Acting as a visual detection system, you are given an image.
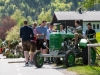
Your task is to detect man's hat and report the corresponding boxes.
[87,23,92,26]
[47,22,53,26]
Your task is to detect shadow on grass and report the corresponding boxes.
[52,58,100,74]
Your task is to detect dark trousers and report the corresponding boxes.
[47,40,53,62]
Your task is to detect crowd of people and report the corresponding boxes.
[20,20,96,66]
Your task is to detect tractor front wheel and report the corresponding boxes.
[65,50,75,67]
[33,51,44,68]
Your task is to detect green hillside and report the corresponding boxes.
[0,0,100,41]
[0,0,84,21]
[0,0,99,21]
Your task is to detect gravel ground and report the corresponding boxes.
[0,54,77,75]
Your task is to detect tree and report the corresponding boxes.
[27,16,33,25]
[51,0,72,11]
[37,9,52,24]
[0,17,16,40]
[80,0,100,9]
[11,9,26,27]
[6,25,20,41]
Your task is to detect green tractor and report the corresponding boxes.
[33,23,96,68]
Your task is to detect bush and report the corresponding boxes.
[9,40,19,49]
[0,39,2,47]
[7,53,14,58]
[96,32,100,42]
[15,53,23,58]
[6,52,22,58]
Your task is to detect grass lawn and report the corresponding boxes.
[56,58,100,75]
[96,47,100,54]
[66,53,100,75]
[66,47,100,75]
[97,47,100,50]
[67,65,100,75]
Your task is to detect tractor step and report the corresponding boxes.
[40,54,65,57]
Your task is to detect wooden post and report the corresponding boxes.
[87,43,100,66]
[88,46,91,65]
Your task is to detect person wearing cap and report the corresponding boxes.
[36,20,47,62]
[85,23,96,38]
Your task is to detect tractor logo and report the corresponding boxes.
[62,35,66,39]
[51,45,55,49]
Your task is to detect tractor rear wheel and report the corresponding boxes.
[82,47,96,65]
[65,50,75,67]
[33,51,44,68]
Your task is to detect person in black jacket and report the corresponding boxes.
[85,23,96,38]
[85,23,97,43]
[20,21,36,66]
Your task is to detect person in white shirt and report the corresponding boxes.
[60,25,66,33]
[46,23,54,63]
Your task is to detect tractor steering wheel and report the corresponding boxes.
[67,28,74,34]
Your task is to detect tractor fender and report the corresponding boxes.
[79,39,88,48]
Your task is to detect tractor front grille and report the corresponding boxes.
[49,38,61,50]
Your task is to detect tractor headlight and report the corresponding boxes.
[61,42,64,47]
[43,42,46,46]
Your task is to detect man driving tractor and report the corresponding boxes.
[67,20,82,47]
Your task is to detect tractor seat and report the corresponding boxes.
[72,38,81,41]
[72,38,75,41]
